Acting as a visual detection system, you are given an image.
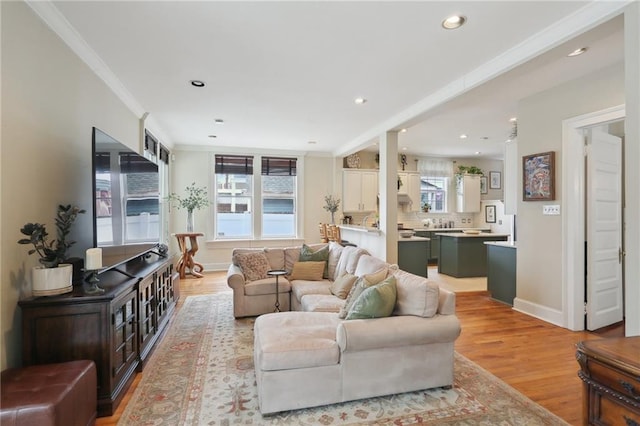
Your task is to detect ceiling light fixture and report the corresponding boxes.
[190,80,205,87]
[208,135,217,138]
[400,128,408,133]
[568,47,588,57]
[402,147,408,151]
[460,134,468,139]
[354,97,367,105]
[308,141,317,144]
[475,151,481,155]
[509,117,517,122]
[214,119,224,124]
[442,15,466,30]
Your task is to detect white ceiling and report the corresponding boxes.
[43,1,626,159]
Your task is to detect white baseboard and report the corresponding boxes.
[513,297,565,328]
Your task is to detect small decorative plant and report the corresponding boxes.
[167,183,209,213]
[323,195,340,224]
[455,165,484,185]
[18,204,86,268]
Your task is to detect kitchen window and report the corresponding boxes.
[421,176,448,213]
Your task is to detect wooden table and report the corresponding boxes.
[173,233,204,279]
[576,336,640,425]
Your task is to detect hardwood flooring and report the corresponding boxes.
[97,271,623,426]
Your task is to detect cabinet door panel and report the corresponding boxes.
[361,171,378,211]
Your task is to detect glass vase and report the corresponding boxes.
[186,210,194,232]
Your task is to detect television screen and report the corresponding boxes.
[92,127,160,268]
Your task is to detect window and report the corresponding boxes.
[421,176,448,213]
[262,157,297,237]
[214,155,253,238]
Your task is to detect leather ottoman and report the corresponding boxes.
[1,360,97,426]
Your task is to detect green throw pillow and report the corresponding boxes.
[346,276,397,320]
[299,244,329,278]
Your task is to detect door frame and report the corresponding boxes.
[562,104,625,331]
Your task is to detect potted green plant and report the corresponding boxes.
[167,182,209,232]
[454,165,484,186]
[18,204,85,296]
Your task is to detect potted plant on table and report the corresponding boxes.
[18,204,86,296]
[167,182,209,232]
[323,195,340,224]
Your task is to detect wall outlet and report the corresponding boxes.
[543,205,560,215]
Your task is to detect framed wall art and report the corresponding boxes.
[485,205,496,223]
[523,151,555,201]
[489,171,501,189]
[480,176,488,194]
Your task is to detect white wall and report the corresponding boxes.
[515,63,625,317]
[1,2,141,369]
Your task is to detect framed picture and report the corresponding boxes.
[489,171,501,189]
[485,205,496,223]
[480,176,488,194]
[523,151,555,201]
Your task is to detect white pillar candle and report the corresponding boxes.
[85,248,103,270]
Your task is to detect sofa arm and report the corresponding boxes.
[227,264,246,291]
[336,314,460,353]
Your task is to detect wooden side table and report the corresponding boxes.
[576,336,640,425]
[173,233,204,279]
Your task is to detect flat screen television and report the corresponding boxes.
[92,127,160,270]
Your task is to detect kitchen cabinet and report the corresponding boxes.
[438,233,509,277]
[398,172,421,212]
[486,242,516,305]
[398,237,429,277]
[19,253,178,417]
[456,174,481,213]
[343,170,378,212]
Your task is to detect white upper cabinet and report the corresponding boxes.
[398,172,421,211]
[343,170,378,212]
[456,174,481,213]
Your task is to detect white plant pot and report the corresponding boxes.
[32,264,73,296]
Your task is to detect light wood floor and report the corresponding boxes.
[97,271,623,426]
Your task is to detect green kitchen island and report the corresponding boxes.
[397,235,430,278]
[437,232,509,278]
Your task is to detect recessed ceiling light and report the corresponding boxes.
[400,128,408,133]
[480,136,489,140]
[190,80,206,87]
[308,140,317,144]
[442,15,466,30]
[475,151,482,155]
[214,119,224,124]
[460,134,468,139]
[509,117,517,122]
[208,135,217,138]
[401,147,408,151]
[354,97,367,105]
[568,47,588,57]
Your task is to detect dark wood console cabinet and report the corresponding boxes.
[19,252,179,417]
[576,337,640,426]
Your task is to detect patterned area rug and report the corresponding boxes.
[119,294,568,425]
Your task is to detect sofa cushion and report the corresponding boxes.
[233,251,270,282]
[334,246,368,278]
[338,275,376,319]
[289,261,325,281]
[299,244,329,278]
[263,248,285,270]
[255,312,341,371]
[346,275,397,320]
[244,277,291,296]
[284,243,327,274]
[354,254,389,277]
[300,294,345,312]
[291,280,332,304]
[392,269,439,318]
[330,272,357,299]
[327,242,344,280]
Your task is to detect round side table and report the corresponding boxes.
[267,270,287,312]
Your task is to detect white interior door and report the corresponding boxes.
[586,127,623,330]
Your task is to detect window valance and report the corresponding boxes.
[417,158,453,178]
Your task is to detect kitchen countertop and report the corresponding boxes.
[413,227,491,232]
[436,232,511,238]
[338,224,381,234]
[398,236,430,242]
[484,241,517,248]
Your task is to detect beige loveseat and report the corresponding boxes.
[227,242,461,415]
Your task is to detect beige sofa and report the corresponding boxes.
[227,242,461,415]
